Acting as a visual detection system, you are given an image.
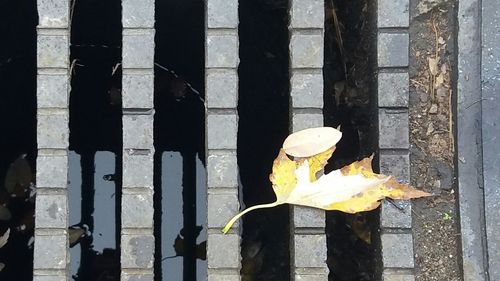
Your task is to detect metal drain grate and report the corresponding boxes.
[33,0,414,280]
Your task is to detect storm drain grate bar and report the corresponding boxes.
[32,0,418,279]
[205,0,241,280]
[289,0,329,279]
[34,0,71,280]
[377,0,416,279]
[120,0,156,280]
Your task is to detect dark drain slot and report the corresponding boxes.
[68,0,122,279]
[67,65,123,280]
[323,0,378,280]
[0,1,37,280]
[238,0,291,280]
[153,0,206,280]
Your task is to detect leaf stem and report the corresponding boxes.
[222,201,281,234]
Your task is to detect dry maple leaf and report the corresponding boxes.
[222,127,431,234]
[328,156,430,213]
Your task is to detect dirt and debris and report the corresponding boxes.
[415,0,450,17]
[409,0,461,280]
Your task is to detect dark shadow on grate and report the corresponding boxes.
[68,0,122,279]
[323,0,379,280]
[153,0,206,280]
[238,0,291,280]
[0,1,37,280]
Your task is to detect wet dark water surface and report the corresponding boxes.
[67,0,123,278]
[155,152,207,280]
[68,152,120,281]
[154,0,206,280]
[238,0,291,280]
[0,0,37,280]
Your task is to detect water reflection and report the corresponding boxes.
[69,151,119,281]
[157,151,207,280]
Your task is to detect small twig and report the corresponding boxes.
[429,16,440,102]
[111,63,121,76]
[414,141,428,157]
[428,72,434,101]
[386,198,425,220]
[71,43,121,49]
[154,62,204,102]
[69,59,79,78]
[386,198,406,212]
[448,88,454,154]
[464,98,488,109]
[161,255,179,261]
[411,207,425,221]
[70,0,77,27]
[329,0,348,80]
[410,78,428,90]
[65,54,205,103]
[432,17,439,59]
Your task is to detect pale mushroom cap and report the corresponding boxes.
[283,127,342,158]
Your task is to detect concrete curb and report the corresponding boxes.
[456,0,486,278]
[457,0,500,279]
[481,0,500,278]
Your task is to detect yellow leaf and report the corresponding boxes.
[272,149,387,209]
[329,156,430,213]
[222,150,293,233]
[222,127,431,234]
[286,160,389,209]
[307,148,335,181]
[269,149,297,202]
[340,155,377,177]
[339,155,430,201]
